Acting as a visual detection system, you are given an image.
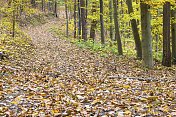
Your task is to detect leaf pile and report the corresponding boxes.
[0,17,175,116]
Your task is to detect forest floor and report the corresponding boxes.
[0,15,176,116]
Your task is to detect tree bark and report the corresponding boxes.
[140,0,153,68]
[90,1,97,42]
[171,5,176,64]
[54,1,57,17]
[109,0,113,42]
[80,0,87,41]
[65,0,69,38]
[113,0,123,55]
[42,0,45,12]
[162,2,171,67]
[78,0,81,40]
[74,0,77,38]
[126,0,142,59]
[100,0,105,44]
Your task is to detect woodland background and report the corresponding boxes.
[0,0,176,116]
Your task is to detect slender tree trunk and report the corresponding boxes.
[48,0,50,11]
[78,0,81,40]
[100,0,105,44]
[65,0,69,38]
[113,0,123,55]
[42,0,44,11]
[140,0,153,68]
[86,0,88,19]
[74,0,77,38]
[80,0,87,41]
[171,5,176,64]
[12,8,15,38]
[162,2,171,67]
[109,0,113,42]
[90,1,97,42]
[126,0,142,59]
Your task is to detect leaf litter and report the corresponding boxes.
[0,17,176,116]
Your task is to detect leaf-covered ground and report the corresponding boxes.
[0,16,176,116]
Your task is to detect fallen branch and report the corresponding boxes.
[107,76,159,82]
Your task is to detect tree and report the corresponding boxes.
[100,0,105,44]
[113,0,123,55]
[140,0,153,68]
[77,0,81,40]
[54,0,58,17]
[126,0,142,59]
[171,4,176,64]
[42,0,45,12]
[74,0,77,38]
[162,2,171,67]
[90,0,97,42]
[80,0,87,41]
[65,0,69,38]
[109,0,113,42]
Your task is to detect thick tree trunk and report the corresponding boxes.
[109,0,113,42]
[90,1,97,42]
[100,0,105,44]
[126,0,142,59]
[162,2,171,67]
[113,0,123,55]
[80,0,87,41]
[54,1,57,17]
[171,6,176,64]
[140,0,153,68]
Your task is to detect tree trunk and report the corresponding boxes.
[48,0,50,11]
[12,8,15,38]
[54,0,57,17]
[78,0,81,40]
[100,0,105,44]
[113,0,123,55]
[171,5,176,64]
[140,0,153,68]
[109,0,113,42]
[162,2,171,67]
[65,0,69,38]
[126,0,142,59]
[80,0,87,41]
[89,1,97,42]
[42,0,45,12]
[74,0,77,38]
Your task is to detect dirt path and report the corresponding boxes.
[0,18,175,116]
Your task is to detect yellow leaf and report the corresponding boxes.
[11,101,18,104]
[125,110,130,114]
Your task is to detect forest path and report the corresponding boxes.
[0,17,175,116]
[23,17,176,116]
